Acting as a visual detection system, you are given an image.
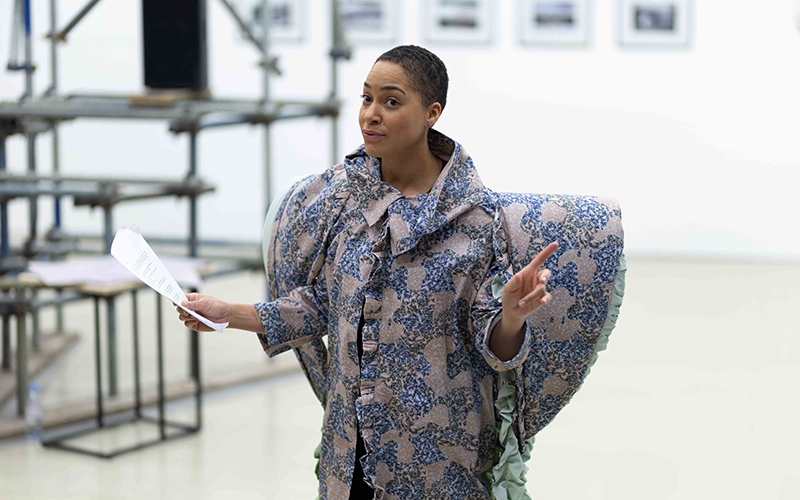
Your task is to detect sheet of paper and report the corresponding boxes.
[111,227,227,333]
[27,255,205,288]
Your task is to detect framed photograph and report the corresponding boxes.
[339,0,398,44]
[422,0,494,45]
[232,0,305,44]
[796,0,800,33]
[516,0,592,47]
[617,0,694,48]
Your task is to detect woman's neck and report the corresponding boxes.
[380,138,445,196]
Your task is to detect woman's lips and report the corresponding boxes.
[362,131,385,142]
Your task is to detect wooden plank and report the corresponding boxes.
[128,90,212,108]
[2,261,219,296]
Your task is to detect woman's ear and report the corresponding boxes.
[427,102,442,127]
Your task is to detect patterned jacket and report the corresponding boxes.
[256,129,625,499]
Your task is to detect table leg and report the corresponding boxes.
[106,296,117,397]
[132,290,141,418]
[187,284,202,429]
[16,308,27,418]
[94,296,104,428]
[2,312,10,370]
[103,206,117,397]
[56,289,64,335]
[193,330,201,429]
[31,290,40,352]
[156,293,165,440]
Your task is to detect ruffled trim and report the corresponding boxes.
[484,252,627,499]
[582,252,626,381]
[485,369,535,500]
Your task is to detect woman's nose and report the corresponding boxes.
[364,103,381,123]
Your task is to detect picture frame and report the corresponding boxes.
[617,0,694,48]
[796,0,800,33]
[232,0,305,44]
[422,0,494,45]
[516,0,593,47]
[339,0,399,45]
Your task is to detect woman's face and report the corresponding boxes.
[359,61,440,160]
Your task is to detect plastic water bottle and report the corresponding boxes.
[25,382,43,442]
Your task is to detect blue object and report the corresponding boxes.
[25,382,43,442]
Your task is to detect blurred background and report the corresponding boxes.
[0,0,797,257]
[0,1,798,499]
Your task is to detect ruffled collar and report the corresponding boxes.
[344,129,488,256]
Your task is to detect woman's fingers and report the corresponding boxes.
[539,292,552,306]
[510,245,556,295]
[521,242,559,275]
[181,296,225,322]
[517,281,548,308]
[514,269,551,304]
[182,319,212,332]
[502,243,558,321]
[175,294,216,332]
[517,294,552,318]
[539,269,551,283]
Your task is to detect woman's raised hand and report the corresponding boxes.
[175,293,231,332]
[488,241,559,362]
[501,242,559,325]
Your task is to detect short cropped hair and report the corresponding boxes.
[375,45,448,111]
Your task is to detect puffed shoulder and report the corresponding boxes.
[263,164,350,403]
[265,164,349,299]
[492,193,625,446]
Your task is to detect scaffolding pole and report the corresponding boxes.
[50,0,103,42]
[22,0,41,352]
[1,0,345,432]
[48,0,65,336]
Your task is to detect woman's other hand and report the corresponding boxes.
[175,293,231,332]
[500,241,559,330]
[488,241,559,362]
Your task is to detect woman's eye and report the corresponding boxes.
[360,94,371,104]
[386,98,399,107]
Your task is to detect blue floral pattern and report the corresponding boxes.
[259,129,625,499]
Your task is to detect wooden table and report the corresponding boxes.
[0,274,202,457]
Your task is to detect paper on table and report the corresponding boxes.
[110,227,227,333]
[27,255,205,288]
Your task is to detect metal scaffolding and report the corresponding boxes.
[0,0,351,449]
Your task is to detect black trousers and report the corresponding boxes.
[349,314,374,499]
[348,425,374,499]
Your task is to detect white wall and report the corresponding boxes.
[1,0,799,259]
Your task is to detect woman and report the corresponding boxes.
[176,46,619,500]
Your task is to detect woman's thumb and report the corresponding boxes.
[182,299,200,311]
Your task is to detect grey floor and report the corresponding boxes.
[0,255,798,499]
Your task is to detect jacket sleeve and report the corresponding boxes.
[471,212,533,371]
[255,270,330,357]
[262,166,348,401]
